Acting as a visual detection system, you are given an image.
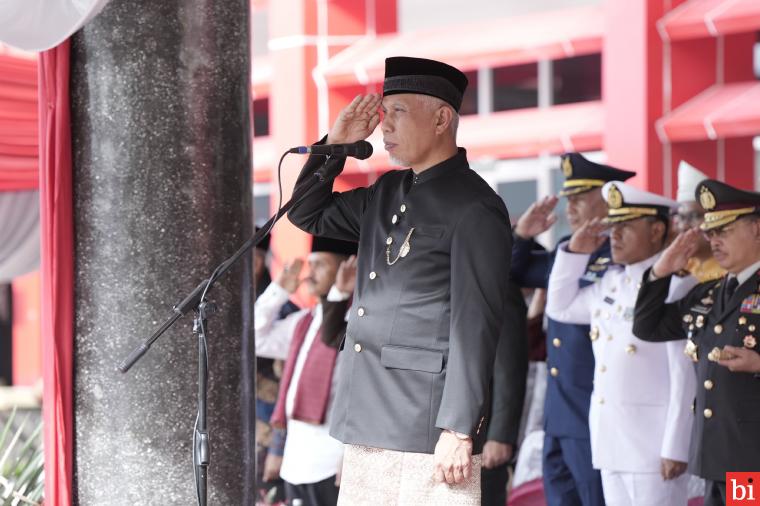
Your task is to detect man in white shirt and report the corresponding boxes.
[255,235,357,506]
[546,182,696,506]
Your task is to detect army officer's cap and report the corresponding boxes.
[601,181,677,224]
[559,153,636,197]
[696,179,760,231]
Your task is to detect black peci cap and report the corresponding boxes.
[383,56,468,111]
[310,236,358,257]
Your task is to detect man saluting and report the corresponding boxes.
[288,56,517,505]
[633,179,760,506]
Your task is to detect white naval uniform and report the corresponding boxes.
[546,246,697,506]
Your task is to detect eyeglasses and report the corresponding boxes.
[672,211,704,226]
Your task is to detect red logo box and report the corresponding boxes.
[727,473,760,505]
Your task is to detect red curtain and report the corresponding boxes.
[0,48,38,191]
[38,39,73,506]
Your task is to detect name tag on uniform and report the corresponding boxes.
[691,305,710,315]
[603,296,615,305]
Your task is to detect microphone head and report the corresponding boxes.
[353,140,373,160]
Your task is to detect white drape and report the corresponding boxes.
[0,191,39,282]
[0,0,110,52]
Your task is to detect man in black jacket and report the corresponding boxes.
[288,56,518,505]
[633,179,760,506]
[321,275,527,506]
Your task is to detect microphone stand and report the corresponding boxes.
[117,153,341,506]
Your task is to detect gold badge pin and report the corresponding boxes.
[684,339,699,363]
[707,347,722,362]
[699,185,716,210]
[562,156,573,177]
[607,184,623,209]
[744,335,757,349]
[739,316,747,325]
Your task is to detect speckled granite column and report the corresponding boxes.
[70,0,253,504]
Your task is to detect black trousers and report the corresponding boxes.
[704,480,726,506]
[285,475,339,506]
[481,461,510,506]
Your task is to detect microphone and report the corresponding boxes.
[289,140,373,160]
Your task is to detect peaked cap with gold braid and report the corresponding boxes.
[696,179,760,230]
[601,181,677,223]
[559,153,636,197]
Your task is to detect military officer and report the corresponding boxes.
[546,182,696,506]
[288,56,518,505]
[633,179,760,506]
[512,153,635,506]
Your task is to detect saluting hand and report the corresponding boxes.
[335,255,358,294]
[652,228,701,278]
[275,259,304,294]
[514,196,559,240]
[433,431,473,485]
[568,218,608,254]
[718,346,760,373]
[327,94,382,144]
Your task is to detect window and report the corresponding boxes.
[552,53,602,105]
[491,63,539,112]
[253,193,271,225]
[497,180,538,225]
[459,70,479,116]
[550,168,572,242]
[253,98,270,137]
[252,182,272,225]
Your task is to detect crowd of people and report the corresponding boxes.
[251,55,760,506]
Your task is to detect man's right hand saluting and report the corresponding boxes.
[568,218,608,254]
[651,227,701,279]
[514,195,559,240]
[327,94,382,145]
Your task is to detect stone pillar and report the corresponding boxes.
[70,0,253,503]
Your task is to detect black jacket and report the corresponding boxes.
[633,268,760,481]
[288,147,515,453]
